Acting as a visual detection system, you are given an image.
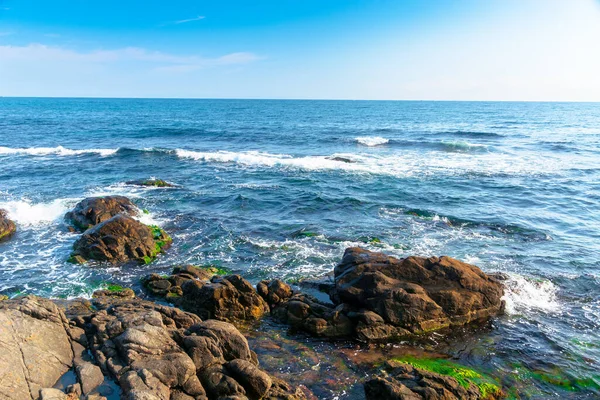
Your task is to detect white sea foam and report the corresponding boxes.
[355,136,390,146]
[0,199,74,226]
[0,146,118,157]
[502,273,560,315]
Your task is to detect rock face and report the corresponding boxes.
[332,248,505,337]
[0,209,16,242]
[142,265,217,298]
[126,178,176,188]
[259,248,504,341]
[77,295,305,400]
[364,360,503,400]
[0,294,306,400]
[0,296,75,400]
[65,196,138,231]
[70,215,171,264]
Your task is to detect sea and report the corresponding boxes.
[0,98,599,398]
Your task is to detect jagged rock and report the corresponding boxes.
[76,296,304,400]
[70,215,171,264]
[260,280,353,337]
[0,296,74,400]
[178,275,269,322]
[76,362,105,395]
[0,209,16,242]
[364,360,504,400]
[126,178,176,188]
[39,388,68,400]
[65,196,138,231]
[142,265,217,298]
[332,248,504,338]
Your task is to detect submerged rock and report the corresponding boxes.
[0,209,16,242]
[126,178,177,188]
[65,196,138,232]
[364,359,504,400]
[70,214,172,264]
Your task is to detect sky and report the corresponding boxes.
[1,0,600,100]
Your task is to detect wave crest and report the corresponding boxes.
[0,146,117,157]
[502,273,560,315]
[355,136,389,146]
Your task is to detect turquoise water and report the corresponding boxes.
[1,98,599,398]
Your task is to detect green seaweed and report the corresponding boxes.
[195,264,230,275]
[298,231,318,238]
[104,283,126,292]
[392,356,501,397]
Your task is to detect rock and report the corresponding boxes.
[225,359,272,399]
[126,178,176,188]
[0,296,74,400]
[76,362,105,395]
[179,275,269,322]
[65,196,138,231]
[39,388,68,400]
[142,265,217,299]
[77,296,304,400]
[364,359,504,400]
[70,215,171,264]
[92,287,136,299]
[326,156,356,163]
[332,248,504,338]
[259,280,353,338]
[0,209,16,242]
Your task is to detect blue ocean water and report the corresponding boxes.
[1,98,599,398]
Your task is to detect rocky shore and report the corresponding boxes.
[0,195,507,400]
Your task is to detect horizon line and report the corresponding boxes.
[1,95,599,103]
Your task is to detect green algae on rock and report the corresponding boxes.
[365,357,504,399]
[70,215,172,264]
[126,178,177,187]
[0,209,16,243]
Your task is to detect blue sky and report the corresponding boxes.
[1,0,600,100]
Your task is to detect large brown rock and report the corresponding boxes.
[0,209,16,242]
[178,275,270,322]
[0,296,74,400]
[65,196,138,231]
[77,296,305,400]
[70,214,171,264]
[332,248,504,338]
[364,360,504,400]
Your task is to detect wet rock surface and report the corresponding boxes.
[126,178,177,188]
[259,248,504,341]
[70,214,171,264]
[364,360,503,400]
[0,209,16,242]
[65,196,138,232]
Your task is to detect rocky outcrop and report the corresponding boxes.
[0,296,75,400]
[178,275,270,323]
[259,248,504,341]
[70,215,171,264]
[332,248,504,337]
[0,294,306,400]
[65,196,138,232]
[364,359,503,400]
[0,209,16,242]
[77,295,305,400]
[142,265,218,298]
[126,178,176,188]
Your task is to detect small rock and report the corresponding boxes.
[0,209,16,242]
[39,388,68,400]
[76,362,105,395]
[126,178,176,188]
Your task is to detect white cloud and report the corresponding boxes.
[0,44,261,71]
[174,15,205,24]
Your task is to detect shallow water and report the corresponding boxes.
[1,98,599,398]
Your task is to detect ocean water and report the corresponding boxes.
[1,98,599,398]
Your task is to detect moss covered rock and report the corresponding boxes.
[70,215,171,264]
[126,178,176,188]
